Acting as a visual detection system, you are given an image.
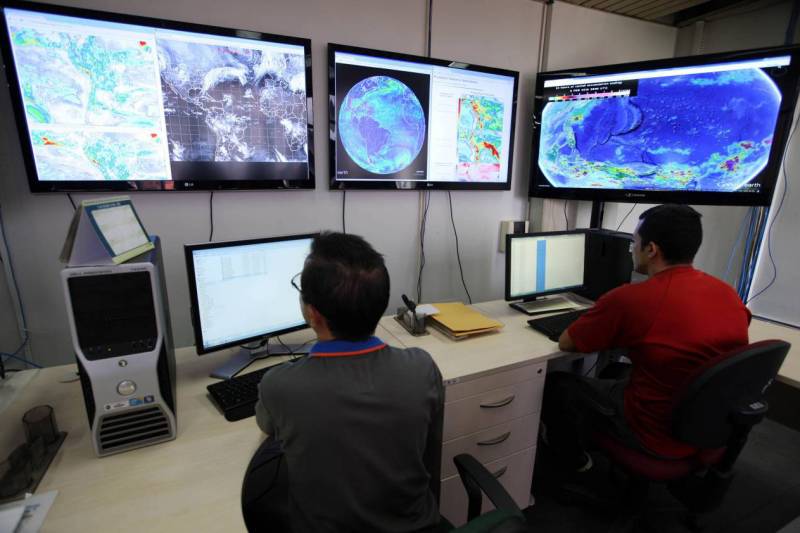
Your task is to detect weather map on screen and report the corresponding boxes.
[158,38,308,163]
[538,56,788,194]
[1,5,312,189]
[457,95,504,181]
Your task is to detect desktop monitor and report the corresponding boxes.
[0,1,314,192]
[529,45,800,206]
[184,233,316,377]
[329,43,519,191]
[505,231,586,308]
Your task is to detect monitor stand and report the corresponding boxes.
[210,340,312,380]
[509,295,577,316]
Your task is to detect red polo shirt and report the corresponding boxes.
[568,265,751,458]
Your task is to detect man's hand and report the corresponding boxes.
[558,328,578,352]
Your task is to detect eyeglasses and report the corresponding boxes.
[291,272,302,293]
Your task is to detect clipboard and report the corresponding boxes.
[60,196,153,266]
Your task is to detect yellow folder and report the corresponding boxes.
[429,302,504,334]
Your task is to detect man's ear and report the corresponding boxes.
[647,241,660,260]
[304,303,326,329]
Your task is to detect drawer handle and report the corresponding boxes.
[492,466,508,479]
[480,395,515,409]
[477,431,511,446]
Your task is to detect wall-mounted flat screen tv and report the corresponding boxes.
[329,43,519,191]
[529,46,800,206]
[0,0,314,192]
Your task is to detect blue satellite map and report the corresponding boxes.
[539,68,782,192]
[338,76,426,175]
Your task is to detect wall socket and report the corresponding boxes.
[499,220,529,253]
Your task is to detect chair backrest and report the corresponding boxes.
[671,339,790,449]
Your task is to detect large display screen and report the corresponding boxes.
[0,1,313,192]
[329,44,519,190]
[530,46,800,206]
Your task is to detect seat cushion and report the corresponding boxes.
[592,431,726,481]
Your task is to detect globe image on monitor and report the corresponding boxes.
[338,76,426,174]
[539,68,782,192]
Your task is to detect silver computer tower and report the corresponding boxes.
[61,238,176,457]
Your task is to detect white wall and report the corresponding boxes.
[0,0,545,366]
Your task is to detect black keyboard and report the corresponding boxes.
[207,363,285,422]
[527,309,588,342]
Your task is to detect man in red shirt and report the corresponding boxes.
[540,204,751,472]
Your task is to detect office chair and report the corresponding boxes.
[574,339,791,532]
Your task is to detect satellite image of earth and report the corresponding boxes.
[539,68,782,192]
[338,76,426,174]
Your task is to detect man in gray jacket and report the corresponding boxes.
[253,231,444,533]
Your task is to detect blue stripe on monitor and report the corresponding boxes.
[536,240,546,292]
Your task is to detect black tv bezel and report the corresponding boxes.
[328,43,520,191]
[528,45,800,206]
[0,0,315,193]
[184,232,317,355]
[504,230,588,302]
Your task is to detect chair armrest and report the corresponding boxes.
[453,454,523,522]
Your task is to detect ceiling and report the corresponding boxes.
[558,0,777,26]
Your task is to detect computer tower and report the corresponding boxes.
[61,238,176,457]
[577,229,634,301]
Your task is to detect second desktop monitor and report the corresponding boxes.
[506,231,586,302]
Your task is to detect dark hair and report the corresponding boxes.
[637,204,702,264]
[300,232,390,341]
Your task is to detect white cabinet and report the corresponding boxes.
[439,360,546,526]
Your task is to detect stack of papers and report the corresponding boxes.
[429,302,503,339]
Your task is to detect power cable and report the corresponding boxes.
[746,113,797,305]
[447,191,472,304]
[615,203,637,232]
[0,202,36,368]
[417,191,431,302]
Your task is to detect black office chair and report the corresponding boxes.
[569,339,790,531]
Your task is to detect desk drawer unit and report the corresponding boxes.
[441,413,539,478]
[439,361,546,524]
[439,446,536,525]
[443,377,544,441]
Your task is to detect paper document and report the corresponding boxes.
[0,490,57,533]
[0,506,24,533]
[414,304,439,317]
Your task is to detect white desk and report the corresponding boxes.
[749,318,800,388]
[0,339,305,533]
[2,303,567,530]
[4,303,798,530]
